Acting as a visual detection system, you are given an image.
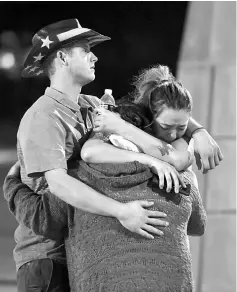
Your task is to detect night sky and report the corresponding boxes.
[0,1,188,123]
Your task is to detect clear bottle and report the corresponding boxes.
[100,89,116,109]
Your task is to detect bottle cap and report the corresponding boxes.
[104,89,112,95]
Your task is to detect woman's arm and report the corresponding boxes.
[94,109,223,172]
[4,162,169,240]
[183,170,207,236]
[81,133,187,193]
[3,162,69,240]
[171,137,194,170]
[81,133,150,165]
[93,110,192,171]
[82,132,193,172]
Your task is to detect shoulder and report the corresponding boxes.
[20,94,56,120]
[18,99,65,141]
[21,94,65,124]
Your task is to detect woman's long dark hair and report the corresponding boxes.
[111,98,152,132]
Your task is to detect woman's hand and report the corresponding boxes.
[94,107,126,135]
[146,157,186,193]
[192,129,223,173]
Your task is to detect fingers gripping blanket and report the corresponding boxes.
[65,161,206,292]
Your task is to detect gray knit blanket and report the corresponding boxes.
[66,160,206,292]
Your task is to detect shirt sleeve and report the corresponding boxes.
[18,111,67,176]
[2,174,69,241]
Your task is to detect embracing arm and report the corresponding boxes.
[82,133,192,166]
[81,133,187,193]
[3,162,69,240]
[3,162,170,240]
[94,109,223,172]
[3,166,131,237]
[81,133,154,165]
[45,168,130,217]
[185,117,203,138]
[119,124,192,171]
[11,110,169,239]
[3,163,141,236]
[94,109,192,171]
[17,111,132,226]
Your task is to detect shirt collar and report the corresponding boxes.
[45,87,81,112]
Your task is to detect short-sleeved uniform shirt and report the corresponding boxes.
[15,87,101,270]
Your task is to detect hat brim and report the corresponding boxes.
[22,29,110,78]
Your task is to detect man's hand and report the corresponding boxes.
[192,129,223,173]
[94,107,125,135]
[118,200,168,239]
[7,161,20,177]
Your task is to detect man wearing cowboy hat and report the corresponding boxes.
[8,18,116,292]
[3,18,222,291]
[5,18,173,292]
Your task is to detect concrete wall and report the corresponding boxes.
[177,2,236,291]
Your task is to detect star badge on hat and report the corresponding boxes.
[22,18,111,78]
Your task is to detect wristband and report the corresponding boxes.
[191,127,205,137]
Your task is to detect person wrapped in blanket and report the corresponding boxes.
[4,65,207,292]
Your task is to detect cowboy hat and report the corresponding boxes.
[22,18,111,78]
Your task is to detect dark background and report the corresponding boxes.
[0,1,188,146]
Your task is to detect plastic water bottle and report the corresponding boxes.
[100,89,116,109]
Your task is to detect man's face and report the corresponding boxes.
[67,42,98,86]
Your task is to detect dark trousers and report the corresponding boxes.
[17,259,70,292]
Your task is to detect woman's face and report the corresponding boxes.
[152,107,190,143]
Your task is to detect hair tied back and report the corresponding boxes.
[159,79,170,85]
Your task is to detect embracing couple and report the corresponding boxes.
[3,18,222,292]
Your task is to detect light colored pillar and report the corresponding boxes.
[177,2,236,292]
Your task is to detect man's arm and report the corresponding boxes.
[18,111,129,218]
[45,168,131,217]
[3,162,69,240]
[45,168,169,240]
[18,111,168,239]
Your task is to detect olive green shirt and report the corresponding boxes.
[15,87,100,270]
